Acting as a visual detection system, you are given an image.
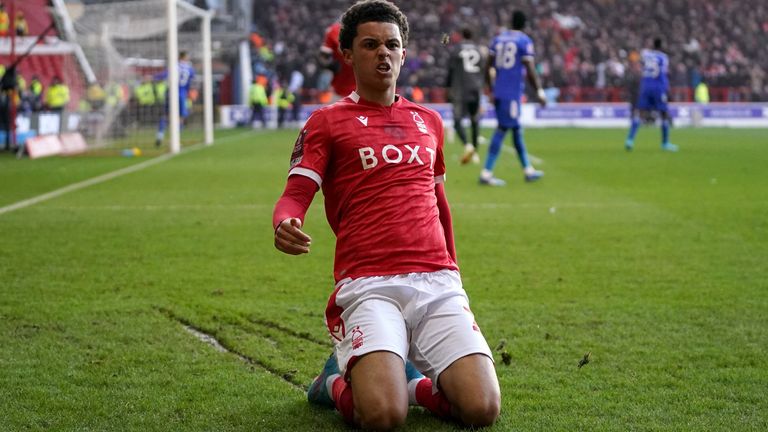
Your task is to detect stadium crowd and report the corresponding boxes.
[254,0,768,103]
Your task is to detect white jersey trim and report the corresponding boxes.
[435,174,446,184]
[289,167,322,187]
[349,91,360,103]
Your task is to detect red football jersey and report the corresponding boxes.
[288,92,458,281]
[321,22,356,97]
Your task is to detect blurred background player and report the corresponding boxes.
[625,38,678,152]
[155,51,195,147]
[319,21,356,99]
[446,27,487,165]
[480,10,546,186]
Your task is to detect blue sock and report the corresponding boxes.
[156,117,167,141]
[661,119,670,144]
[484,128,506,172]
[627,117,640,141]
[511,127,530,168]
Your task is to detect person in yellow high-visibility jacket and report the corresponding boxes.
[248,75,269,128]
[45,76,70,111]
[695,80,710,104]
[106,82,125,108]
[134,76,156,123]
[29,75,43,111]
[275,84,295,128]
[14,10,28,36]
[0,4,9,37]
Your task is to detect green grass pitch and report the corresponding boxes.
[1,127,766,430]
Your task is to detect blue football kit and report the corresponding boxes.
[480,29,543,184]
[156,61,195,118]
[489,30,534,128]
[637,49,669,112]
[156,60,196,146]
[625,48,677,151]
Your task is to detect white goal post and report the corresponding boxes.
[168,0,213,153]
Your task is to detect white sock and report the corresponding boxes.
[325,373,341,400]
[407,378,422,406]
[481,169,493,179]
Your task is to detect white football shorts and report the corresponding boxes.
[324,269,493,385]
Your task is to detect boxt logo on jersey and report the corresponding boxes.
[358,144,435,171]
[411,111,429,134]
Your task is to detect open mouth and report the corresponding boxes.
[376,63,392,73]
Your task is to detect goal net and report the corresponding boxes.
[55,0,213,154]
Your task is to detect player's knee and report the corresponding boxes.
[457,390,501,427]
[357,400,408,430]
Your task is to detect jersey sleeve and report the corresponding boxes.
[522,36,535,59]
[287,111,331,187]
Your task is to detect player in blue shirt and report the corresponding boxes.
[625,38,678,152]
[155,51,196,147]
[480,10,547,186]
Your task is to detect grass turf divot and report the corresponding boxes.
[157,306,307,391]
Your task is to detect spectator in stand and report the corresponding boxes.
[0,4,9,37]
[15,73,26,106]
[286,64,304,124]
[18,75,35,115]
[86,82,106,111]
[14,10,27,37]
[29,75,43,111]
[254,0,767,102]
[45,76,70,112]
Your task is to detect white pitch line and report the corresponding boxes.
[40,204,272,211]
[0,131,252,216]
[0,152,177,215]
[452,202,644,209]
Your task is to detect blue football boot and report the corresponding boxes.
[307,353,340,408]
[661,142,679,152]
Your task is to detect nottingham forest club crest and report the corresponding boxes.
[290,129,308,168]
[411,111,428,134]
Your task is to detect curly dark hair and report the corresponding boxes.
[338,0,409,51]
[511,10,527,30]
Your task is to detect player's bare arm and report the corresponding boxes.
[523,57,546,107]
[485,54,496,93]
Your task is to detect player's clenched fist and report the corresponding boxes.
[274,217,312,255]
